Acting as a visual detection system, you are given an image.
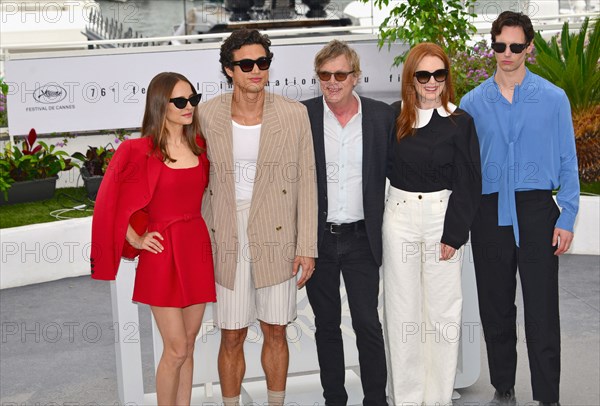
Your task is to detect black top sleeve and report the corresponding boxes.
[441,113,482,249]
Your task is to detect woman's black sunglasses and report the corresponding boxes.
[232,57,272,73]
[414,69,448,84]
[491,42,528,54]
[169,93,202,109]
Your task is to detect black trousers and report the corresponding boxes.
[471,191,561,403]
[306,226,387,406]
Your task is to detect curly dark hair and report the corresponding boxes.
[491,11,535,44]
[219,28,274,84]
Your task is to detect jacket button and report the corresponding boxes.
[91,270,95,274]
[209,190,213,196]
[282,189,287,194]
[276,226,282,231]
[418,195,422,199]
[211,228,215,232]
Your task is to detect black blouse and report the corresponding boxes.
[388,102,482,249]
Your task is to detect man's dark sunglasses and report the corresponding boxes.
[169,93,202,109]
[414,69,448,84]
[317,71,354,82]
[491,42,528,54]
[232,57,272,72]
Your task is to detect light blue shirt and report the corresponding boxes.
[460,68,579,246]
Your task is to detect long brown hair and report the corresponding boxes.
[140,72,203,162]
[396,43,455,141]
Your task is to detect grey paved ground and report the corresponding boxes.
[1,254,598,406]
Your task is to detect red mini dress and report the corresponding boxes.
[132,155,216,307]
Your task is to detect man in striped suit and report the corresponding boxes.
[199,29,318,406]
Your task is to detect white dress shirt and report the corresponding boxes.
[323,92,364,223]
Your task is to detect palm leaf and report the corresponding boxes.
[529,17,599,111]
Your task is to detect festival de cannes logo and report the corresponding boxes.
[33,84,67,104]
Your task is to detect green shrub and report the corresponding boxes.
[71,145,116,176]
[365,0,477,64]
[451,40,498,101]
[0,129,77,199]
[573,104,600,183]
[527,17,600,111]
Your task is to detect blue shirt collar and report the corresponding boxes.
[491,67,534,104]
[492,67,533,89]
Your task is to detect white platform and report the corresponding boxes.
[110,243,481,404]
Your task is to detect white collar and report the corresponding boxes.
[323,91,362,117]
[415,102,457,128]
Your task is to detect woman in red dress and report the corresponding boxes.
[91,72,215,405]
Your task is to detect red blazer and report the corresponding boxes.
[90,136,208,280]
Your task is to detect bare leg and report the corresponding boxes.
[218,327,248,398]
[175,303,206,405]
[260,321,289,392]
[151,306,188,406]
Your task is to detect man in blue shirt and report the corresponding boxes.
[460,11,579,406]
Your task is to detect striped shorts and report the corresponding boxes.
[214,200,297,330]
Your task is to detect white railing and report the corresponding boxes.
[0,25,379,52]
[1,11,597,54]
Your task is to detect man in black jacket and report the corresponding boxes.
[302,40,395,406]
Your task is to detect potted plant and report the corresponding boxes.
[527,18,600,185]
[0,128,77,205]
[71,144,115,200]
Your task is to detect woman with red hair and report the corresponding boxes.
[383,43,482,405]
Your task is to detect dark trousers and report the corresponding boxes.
[306,226,387,406]
[471,191,561,403]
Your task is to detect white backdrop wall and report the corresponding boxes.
[5,38,407,135]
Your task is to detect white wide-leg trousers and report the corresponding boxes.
[382,187,463,406]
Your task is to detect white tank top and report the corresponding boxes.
[232,120,261,201]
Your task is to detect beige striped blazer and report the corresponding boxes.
[199,92,318,290]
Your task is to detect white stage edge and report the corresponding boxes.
[2,195,597,290]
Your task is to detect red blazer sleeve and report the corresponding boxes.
[91,140,150,280]
[121,209,148,260]
[196,135,209,181]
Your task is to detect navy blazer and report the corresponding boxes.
[302,96,396,266]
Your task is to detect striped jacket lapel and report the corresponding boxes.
[212,94,236,211]
[249,94,283,224]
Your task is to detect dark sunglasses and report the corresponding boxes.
[414,69,448,84]
[169,94,202,109]
[491,42,528,54]
[231,57,272,72]
[317,71,355,82]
